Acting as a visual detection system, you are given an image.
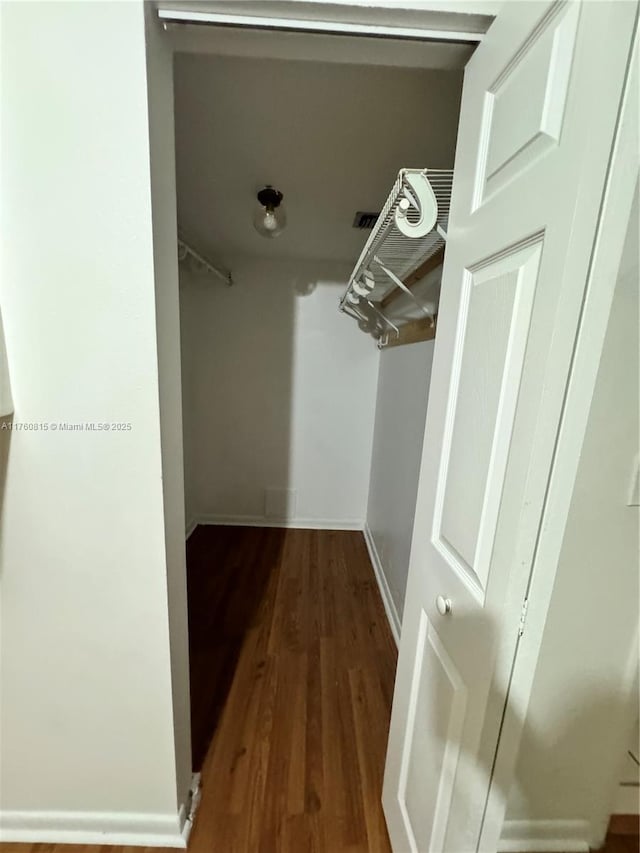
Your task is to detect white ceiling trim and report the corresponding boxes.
[158,9,483,42]
[157,1,494,43]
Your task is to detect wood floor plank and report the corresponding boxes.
[187,527,397,853]
[349,668,393,853]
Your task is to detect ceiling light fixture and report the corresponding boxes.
[253,186,286,238]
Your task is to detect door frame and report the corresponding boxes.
[152,3,638,847]
[155,0,496,44]
[155,1,496,818]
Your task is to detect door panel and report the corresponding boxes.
[478,2,580,206]
[383,2,637,852]
[437,238,542,599]
[400,612,467,853]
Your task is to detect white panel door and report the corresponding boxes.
[383,2,638,852]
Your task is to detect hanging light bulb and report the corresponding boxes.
[253,186,286,238]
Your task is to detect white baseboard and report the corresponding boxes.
[498,819,591,852]
[180,771,202,846]
[194,513,364,531]
[0,808,186,848]
[363,523,401,647]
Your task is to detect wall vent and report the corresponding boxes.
[352,211,380,229]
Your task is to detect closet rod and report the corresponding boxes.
[177,236,233,286]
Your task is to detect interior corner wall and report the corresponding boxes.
[179,256,379,529]
[0,2,184,844]
[179,277,199,534]
[365,340,434,635]
[503,193,639,844]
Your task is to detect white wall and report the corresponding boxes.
[0,2,186,845]
[179,284,199,532]
[144,5,192,817]
[0,310,12,417]
[179,256,379,528]
[504,194,639,843]
[366,341,434,637]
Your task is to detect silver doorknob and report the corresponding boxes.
[436,595,452,615]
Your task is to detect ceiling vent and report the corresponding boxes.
[352,211,380,230]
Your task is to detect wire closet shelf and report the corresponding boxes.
[340,168,453,345]
[177,233,233,286]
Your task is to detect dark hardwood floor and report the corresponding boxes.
[1,526,637,853]
[186,525,288,771]
[187,526,397,853]
[599,834,640,853]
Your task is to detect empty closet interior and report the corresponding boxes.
[172,22,467,764]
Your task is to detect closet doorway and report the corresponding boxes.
[171,15,467,851]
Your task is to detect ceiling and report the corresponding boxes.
[174,51,463,264]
